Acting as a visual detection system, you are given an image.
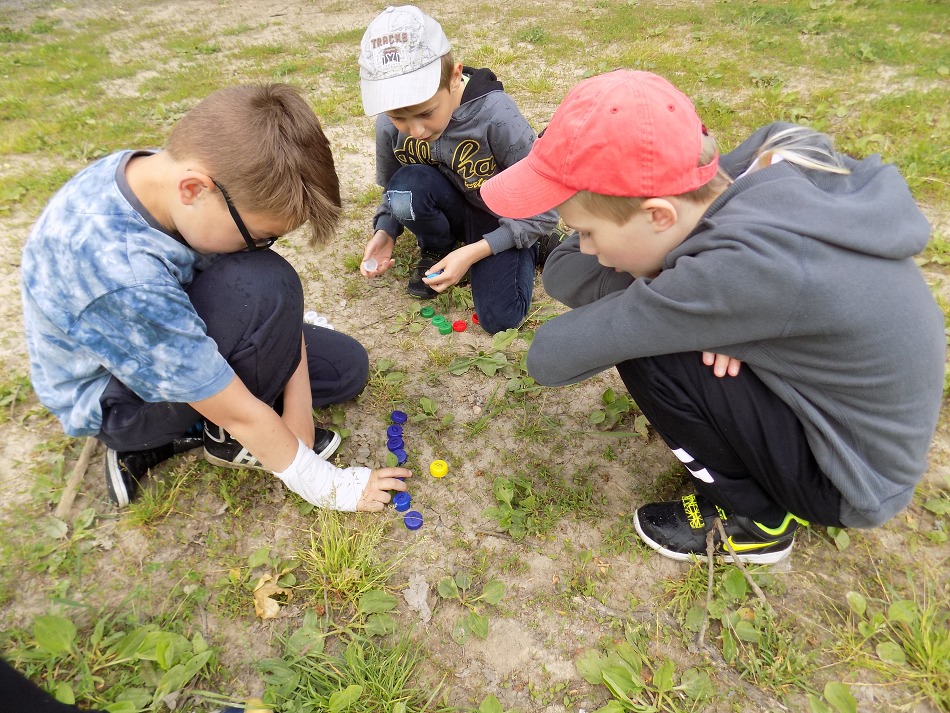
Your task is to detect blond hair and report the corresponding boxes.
[166,84,341,244]
[568,133,730,225]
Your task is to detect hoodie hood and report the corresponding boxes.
[705,151,930,262]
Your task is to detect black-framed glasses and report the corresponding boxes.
[210,178,279,251]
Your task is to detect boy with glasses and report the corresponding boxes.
[21,84,409,512]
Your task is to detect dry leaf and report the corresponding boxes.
[253,574,293,619]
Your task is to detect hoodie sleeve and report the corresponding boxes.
[541,233,634,307]
[372,115,405,239]
[526,222,805,386]
[481,95,559,253]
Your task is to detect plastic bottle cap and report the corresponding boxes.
[386,425,403,438]
[387,436,405,452]
[471,313,479,324]
[390,410,408,424]
[392,448,408,464]
[362,258,378,272]
[438,323,452,335]
[393,492,411,512]
[452,320,467,332]
[404,510,423,530]
[420,306,435,318]
[431,315,447,325]
[429,459,449,478]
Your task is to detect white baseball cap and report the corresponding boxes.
[358,5,452,116]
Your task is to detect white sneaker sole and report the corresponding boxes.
[105,449,130,508]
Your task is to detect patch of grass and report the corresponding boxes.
[298,510,406,616]
[124,460,203,528]
[259,615,454,713]
[1,604,216,711]
[835,570,949,709]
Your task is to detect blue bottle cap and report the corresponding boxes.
[390,410,408,424]
[393,492,411,512]
[392,448,408,464]
[386,425,403,438]
[404,510,423,530]
[387,436,405,452]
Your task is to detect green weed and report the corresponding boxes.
[298,509,405,616]
[437,570,506,645]
[258,611,454,713]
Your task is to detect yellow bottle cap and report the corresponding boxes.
[429,459,449,478]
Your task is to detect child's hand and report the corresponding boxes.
[362,230,396,277]
[424,243,487,291]
[356,467,411,512]
[702,351,742,377]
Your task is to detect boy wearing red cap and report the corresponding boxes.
[356,5,558,334]
[481,70,944,563]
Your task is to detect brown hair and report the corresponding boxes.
[567,133,731,225]
[438,52,456,91]
[166,84,341,244]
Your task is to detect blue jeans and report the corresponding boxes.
[385,164,537,334]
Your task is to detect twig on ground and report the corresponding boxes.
[715,519,772,610]
[696,526,717,648]
[54,437,98,520]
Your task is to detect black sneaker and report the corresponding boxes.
[634,493,807,564]
[537,223,574,270]
[407,252,444,299]
[202,421,341,470]
[105,431,204,507]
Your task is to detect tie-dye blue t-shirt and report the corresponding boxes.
[21,151,234,436]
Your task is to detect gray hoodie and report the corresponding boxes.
[534,123,945,528]
[374,67,558,254]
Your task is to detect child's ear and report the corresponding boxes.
[451,62,464,89]
[642,198,677,232]
[178,172,212,206]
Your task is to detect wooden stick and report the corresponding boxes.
[715,518,772,610]
[54,437,98,519]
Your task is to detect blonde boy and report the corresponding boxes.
[482,70,944,562]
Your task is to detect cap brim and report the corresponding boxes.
[481,156,577,219]
[361,61,443,116]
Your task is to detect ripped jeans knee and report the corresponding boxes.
[385,189,415,222]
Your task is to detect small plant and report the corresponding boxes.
[3,609,215,711]
[258,611,454,713]
[436,570,505,645]
[575,623,713,712]
[589,388,649,437]
[482,475,546,540]
[447,329,523,377]
[298,509,406,616]
[409,396,454,429]
[365,358,408,405]
[840,574,949,709]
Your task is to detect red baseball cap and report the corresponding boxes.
[481,70,719,219]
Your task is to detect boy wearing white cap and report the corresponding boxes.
[481,70,944,563]
[357,5,558,334]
